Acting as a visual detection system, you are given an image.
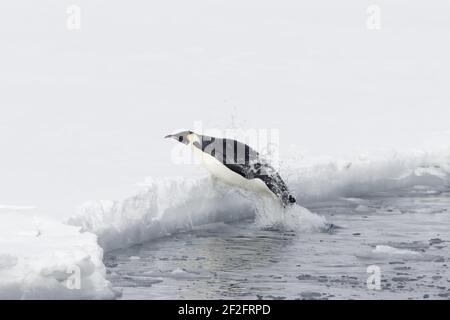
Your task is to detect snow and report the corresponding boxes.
[0,212,115,299]
[286,149,450,202]
[68,177,256,252]
[372,245,421,256]
[69,148,450,253]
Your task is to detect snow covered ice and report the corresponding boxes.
[0,212,115,299]
[67,177,256,252]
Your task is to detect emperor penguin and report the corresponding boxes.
[165,131,297,207]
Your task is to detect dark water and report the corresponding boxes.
[105,186,450,299]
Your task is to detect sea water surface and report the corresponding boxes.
[105,185,450,300]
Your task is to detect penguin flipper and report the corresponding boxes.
[257,173,296,207]
[225,163,296,206]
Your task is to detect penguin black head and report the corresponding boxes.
[164,130,195,145]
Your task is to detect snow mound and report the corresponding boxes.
[68,177,255,252]
[286,149,450,202]
[0,212,115,299]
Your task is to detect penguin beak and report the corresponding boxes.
[164,134,174,139]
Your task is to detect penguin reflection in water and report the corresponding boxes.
[165,130,297,207]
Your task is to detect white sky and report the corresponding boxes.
[0,1,449,218]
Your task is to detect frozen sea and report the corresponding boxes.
[105,185,450,300]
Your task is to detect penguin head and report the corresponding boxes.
[164,130,196,145]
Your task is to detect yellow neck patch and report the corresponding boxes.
[187,133,200,145]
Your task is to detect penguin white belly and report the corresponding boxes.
[190,144,276,199]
